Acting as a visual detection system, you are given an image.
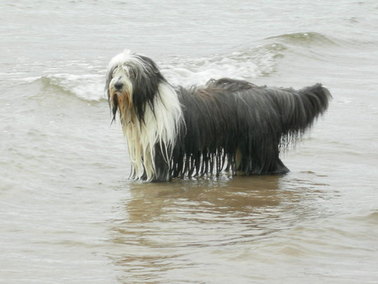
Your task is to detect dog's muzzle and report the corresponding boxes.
[108,70,133,123]
[114,81,124,91]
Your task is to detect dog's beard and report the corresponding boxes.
[109,89,134,126]
[110,92,119,124]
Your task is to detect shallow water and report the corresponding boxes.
[1,0,378,283]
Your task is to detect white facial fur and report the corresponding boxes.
[106,50,184,181]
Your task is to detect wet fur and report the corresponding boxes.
[106,50,331,182]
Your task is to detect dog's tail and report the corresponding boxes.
[274,83,332,145]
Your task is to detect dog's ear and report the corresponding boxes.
[130,56,166,122]
[111,91,119,123]
[105,65,118,123]
[105,65,116,100]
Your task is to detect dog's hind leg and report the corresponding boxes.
[261,142,290,175]
[268,138,290,175]
[236,141,290,176]
[269,158,290,175]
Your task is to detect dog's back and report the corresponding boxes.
[172,78,331,177]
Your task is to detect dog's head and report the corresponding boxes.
[105,50,166,123]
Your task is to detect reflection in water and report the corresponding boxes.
[110,174,330,282]
[126,176,281,222]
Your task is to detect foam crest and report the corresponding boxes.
[266,32,338,46]
[28,73,105,102]
[160,43,286,87]
[21,43,287,102]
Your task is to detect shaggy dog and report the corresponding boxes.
[106,50,331,182]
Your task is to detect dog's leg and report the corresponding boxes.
[152,143,171,182]
[235,148,247,175]
[259,141,290,175]
[235,141,289,176]
[271,158,290,175]
[267,139,290,175]
[234,145,256,175]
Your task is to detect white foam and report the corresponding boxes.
[160,45,283,87]
[19,45,284,102]
[27,73,106,102]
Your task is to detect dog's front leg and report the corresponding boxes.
[152,143,171,182]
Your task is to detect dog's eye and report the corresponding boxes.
[126,68,136,79]
[120,65,132,77]
[112,67,119,76]
[129,70,136,78]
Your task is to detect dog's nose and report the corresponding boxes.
[114,82,123,90]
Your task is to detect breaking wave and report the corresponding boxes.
[161,42,287,86]
[266,32,339,46]
[23,33,333,102]
[23,42,288,102]
[27,73,106,102]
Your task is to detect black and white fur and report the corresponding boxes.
[106,50,331,182]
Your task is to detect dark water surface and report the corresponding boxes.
[1,0,377,283]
